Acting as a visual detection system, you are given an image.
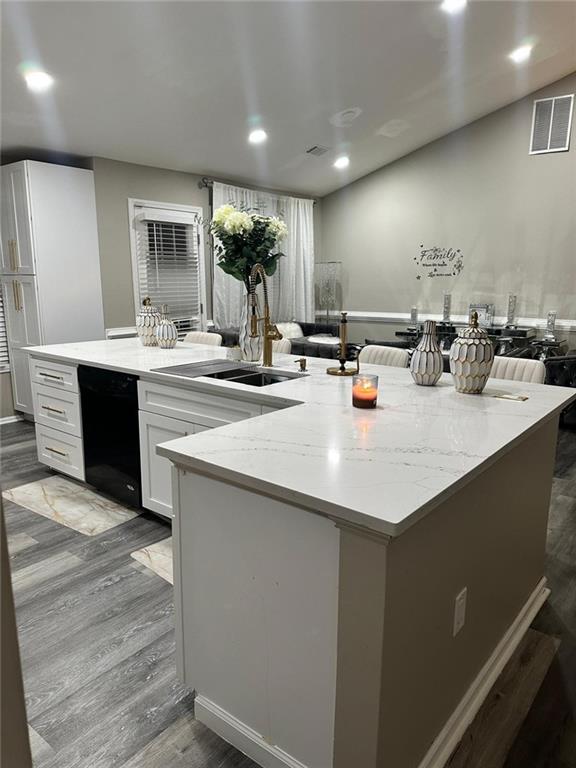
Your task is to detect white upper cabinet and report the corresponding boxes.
[1,163,35,274]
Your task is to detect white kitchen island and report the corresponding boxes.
[25,339,576,768]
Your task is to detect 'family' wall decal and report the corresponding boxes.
[414,245,464,280]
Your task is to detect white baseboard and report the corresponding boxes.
[0,414,23,425]
[417,577,550,768]
[195,695,309,768]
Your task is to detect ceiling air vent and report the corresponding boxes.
[530,94,574,154]
[306,145,330,157]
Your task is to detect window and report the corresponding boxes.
[0,291,9,371]
[129,200,206,337]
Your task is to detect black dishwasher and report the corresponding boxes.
[78,366,142,508]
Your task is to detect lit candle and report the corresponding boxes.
[352,374,379,409]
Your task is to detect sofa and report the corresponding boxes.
[209,321,357,360]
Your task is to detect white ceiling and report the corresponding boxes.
[2,1,575,197]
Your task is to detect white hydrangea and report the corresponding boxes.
[268,216,288,242]
[212,204,236,226]
[223,210,254,235]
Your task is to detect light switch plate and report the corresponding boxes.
[453,587,467,637]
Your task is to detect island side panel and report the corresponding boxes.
[332,525,389,768]
[375,416,559,768]
[175,470,340,768]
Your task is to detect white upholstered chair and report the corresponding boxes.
[275,322,304,340]
[358,345,410,368]
[182,331,223,346]
[490,355,545,384]
[272,338,292,354]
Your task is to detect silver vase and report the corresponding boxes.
[239,293,263,362]
[449,312,494,394]
[410,319,443,386]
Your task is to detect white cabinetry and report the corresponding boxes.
[0,161,104,415]
[139,411,208,518]
[30,356,84,480]
[138,380,269,518]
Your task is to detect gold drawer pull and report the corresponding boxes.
[45,446,68,457]
[41,405,65,415]
[12,281,19,310]
[39,372,64,381]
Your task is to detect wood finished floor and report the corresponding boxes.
[2,416,576,768]
[1,420,257,768]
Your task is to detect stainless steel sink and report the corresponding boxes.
[151,359,307,386]
[205,370,303,387]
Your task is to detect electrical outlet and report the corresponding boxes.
[453,587,467,637]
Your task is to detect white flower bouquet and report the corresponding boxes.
[210,204,288,290]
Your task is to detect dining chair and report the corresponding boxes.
[358,345,410,368]
[182,331,223,346]
[272,338,292,354]
[490,355,545,384]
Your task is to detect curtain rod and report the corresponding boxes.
[198,175,317,204]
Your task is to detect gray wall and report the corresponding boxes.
[92,157,210,329]
[320,72,576,343]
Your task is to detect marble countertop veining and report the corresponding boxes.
[27,338,576,537]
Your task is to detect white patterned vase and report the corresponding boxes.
[239,293,263,362]
[155,305,178,349]
[449,312,494,394]
[410,319,443,386]
[136,298,161,347]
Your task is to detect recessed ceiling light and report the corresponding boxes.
[440,0,467,15]
[333,155,350,170]
[509,44,533,64]
[248,129,268,145]
[329,107,363,128]
[23,70,54,93]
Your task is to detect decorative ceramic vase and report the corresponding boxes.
[239,293,263,362]
[449,312,494,394]
[136,297,162,347]
[155,305,178,349]
[410,319,443,386]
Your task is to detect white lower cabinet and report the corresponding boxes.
[139,410,208,518]
[11,347,34,414]
[36,423,85,481]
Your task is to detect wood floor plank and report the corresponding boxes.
[28,724,55,765]
[23,585,174,719]
[447,629,559,768]
[119,712,256,768]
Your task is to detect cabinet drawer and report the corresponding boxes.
[35,423,85,481]
[30,357,78,393]
[138,379,262,428]
[33,383,81,437]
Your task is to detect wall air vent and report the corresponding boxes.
[306,145,330,157]
[530,94,574,154]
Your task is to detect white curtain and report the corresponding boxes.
[212,182,315,328]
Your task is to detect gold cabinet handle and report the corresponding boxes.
[45,446,68,457]
[41,405,65,415]
[38,372,64,381]
[8,240,16,271]
[12,280,22,311]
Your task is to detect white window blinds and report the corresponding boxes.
[133,205,204,337]
[0,291,9,370]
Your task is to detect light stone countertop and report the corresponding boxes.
[27,338,576,537]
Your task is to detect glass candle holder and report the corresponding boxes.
[352,374,379,409]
